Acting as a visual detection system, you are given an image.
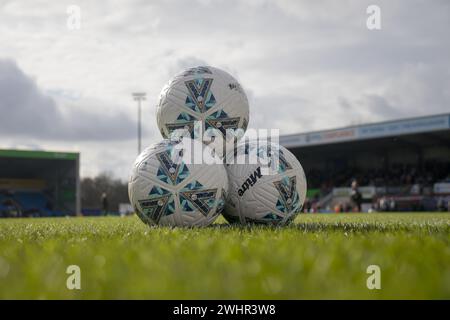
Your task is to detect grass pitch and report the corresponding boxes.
[0,213,449,299]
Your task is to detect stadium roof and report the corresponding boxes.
[0,149,79,160]
[280,113,450,148]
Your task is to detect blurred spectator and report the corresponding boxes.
[101,192,109,215]
[437,198,446,212]
[350,180,362,212]
[306,161,450,191]
[303,198,311,213]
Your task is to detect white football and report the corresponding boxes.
[156,66,249,155]
[128,139,228,227]
[223,141,307,225]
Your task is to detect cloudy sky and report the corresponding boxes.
[1,0,449,180]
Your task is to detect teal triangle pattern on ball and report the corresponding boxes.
[205,109,241,137]
[243,213,283,225]
[165,112,198,139]
[179,180,218,217]
[184,78,216,113]
[274,176,300,214]
[156,149,190,185]
[138,185,175,224]
[182,66,213,76]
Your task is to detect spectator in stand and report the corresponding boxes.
[334,203,341,213]
[437,198,446,212]
[389,198,397,212]
[378,197,388,211]
[303,198,311,213]
[350,180,362,212]
[344,202,352,212]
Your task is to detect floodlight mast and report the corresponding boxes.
[132,92,146,155]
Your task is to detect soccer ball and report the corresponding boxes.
[156,66,249,154]
[223,141,307,225]
[128,139,228,227]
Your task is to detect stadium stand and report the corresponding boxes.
[0,189,66,218]
[281,113,450,213]
[13,191,52,216]
[0,149,80,217]
[0,191,21,218]
[0,193,7,212]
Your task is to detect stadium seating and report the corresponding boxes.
[302,161,450,213]
[12,191,50,216]
[0,193,7,211]
[0,193,20,217]
[0,189,69,217]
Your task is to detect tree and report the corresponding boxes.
[80,172,128,213]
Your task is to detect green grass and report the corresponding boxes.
[0,213,449,299]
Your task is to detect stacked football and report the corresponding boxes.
[128,66,307,227]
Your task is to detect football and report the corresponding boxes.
[223,141,307,225]
[156,66,249,155]
[128,138,228,227]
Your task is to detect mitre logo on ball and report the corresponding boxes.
[223,141,307,226]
